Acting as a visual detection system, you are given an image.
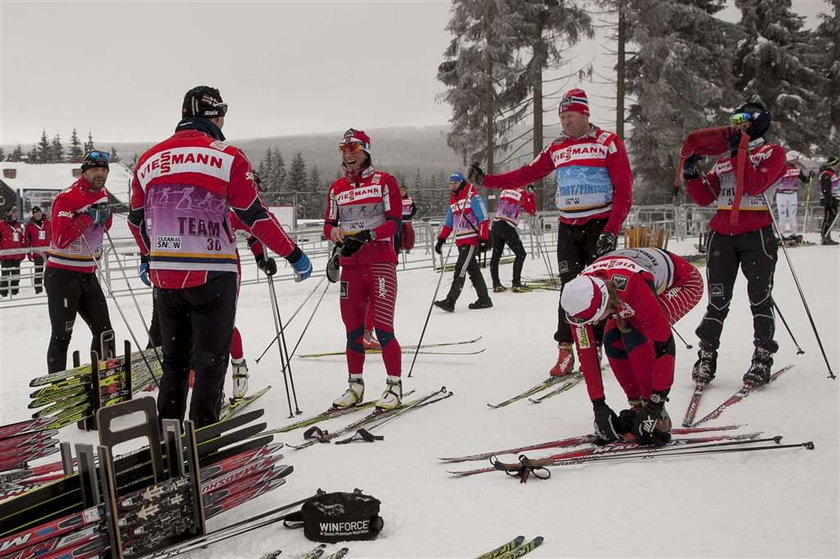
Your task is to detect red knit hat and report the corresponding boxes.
[558,88,590,116]
[340,128,371,155]
[561,275,609,325]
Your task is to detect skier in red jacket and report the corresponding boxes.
[24,206,51,294]
[0,205,26,298]
[323,129,404,411]
[561,248,703,446]
[468,88,633,377]
[128,86,312,426]
[44,151,115,372]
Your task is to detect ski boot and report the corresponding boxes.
[375,376,403,411]
[434,299,455,313]
[822,236,839,246]
[468,297,493,309]
[493,284,507,293]
[511,283,530,293]
[333,375,364,408]
[743,347,774,387]
[231,358,249,399]
[691,342,717,385]
[549,343,575,377]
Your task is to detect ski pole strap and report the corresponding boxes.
[303,426,327,441]
[335,428,383,445]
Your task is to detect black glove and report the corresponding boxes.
[594,232,617,257]
[683,154,702,180]
[479,238,492,252]
[467,162,485,186]
[725,128,742,156]
[592,400,621,445]
[255,253,277,276]
[434,238,445,255]
[631,393,672,447]
[340,230,373,257]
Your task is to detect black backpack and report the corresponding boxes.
[284,489,383,543]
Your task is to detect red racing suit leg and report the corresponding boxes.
[658,256,704,325]
[340,263,401,376]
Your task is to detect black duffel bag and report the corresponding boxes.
[284,489,383,542]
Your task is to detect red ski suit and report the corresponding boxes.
[0,221,26,261]
[323,166,403,376]
[571,249,703,403]
[47,177,113,273]
[25,218,51,259]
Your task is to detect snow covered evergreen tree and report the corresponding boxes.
[625,0,742,199]
[733,0,823,154]
[7,145,23,162]
[68,128,83,160]
[49,134,64,163]
[36,130,50,164]
[437,0,522,172]
[814,0,840,155]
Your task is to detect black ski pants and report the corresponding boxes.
[33,255,45,293]
[696,227,778,353]
[45,266,114,373]
[554,218,607,345]
[490,220,527,287]
[156,272,237,427]
[0,260,22,297]
[445,244,489,303]
[822,199,838,240]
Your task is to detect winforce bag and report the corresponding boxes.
[284,489,383,542]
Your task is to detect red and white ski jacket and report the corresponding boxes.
[128,129,298,289]
[481,126,632,234]
[323,167,402,267]
[493,186,536,226]
[0,220,26,261]
[685,140,786,235]
[47,177,113,273]
[438,184,490,247]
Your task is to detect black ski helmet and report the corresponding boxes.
[731,101,771,139]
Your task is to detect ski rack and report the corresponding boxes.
[77,336,134,432]
[95,397,206,558]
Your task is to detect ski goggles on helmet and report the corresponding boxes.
[338,142,366,154]
[85,150,110,162]
[730,111,756,126]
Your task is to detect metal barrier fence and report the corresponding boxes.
[2,202,837,310]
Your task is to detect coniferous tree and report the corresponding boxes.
[50,134,64,163]
[36,130,50,163]
[733,0,823,154]
[84,131,95,153]
[8,145,23,162]
[438,0,523,172]
[287,152,307,218]
[69,128,83,160]
[272,148,287,193]
[0,147,4,162]
[26,145,38,162]
[814,0,840,154]
[625,0,743,199]
[307,165,324,219]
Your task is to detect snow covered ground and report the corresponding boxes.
[1,237,838,558]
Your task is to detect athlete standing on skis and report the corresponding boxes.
[44,151,114,372]
[560,248,704,446]
[128,86,312,427]
[819,155,839,245]
[489,184,536,293]
[324,129,404,411]
[467,88,633,377]
[773,150,807,244]
[433,172,493,312]
[683,101,786,388]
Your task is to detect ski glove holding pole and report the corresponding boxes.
[286,247,312,281]
[86,203,110,225]
[340,230,374,257]
[683,154,702,180]
[594,232,617,257]
[256,253,277,276]
[434,238,445,255]
[138,254,151,286]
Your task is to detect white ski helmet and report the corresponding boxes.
[787,150,801,163]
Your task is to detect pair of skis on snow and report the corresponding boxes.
[681,365,793,428]
[260,543,349,559]
[477,535,544,559]
[487,373,583,408]
[297,337,485,358]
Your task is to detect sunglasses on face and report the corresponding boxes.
[338,142,365,154]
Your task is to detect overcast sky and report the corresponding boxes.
[0,0,830,146]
